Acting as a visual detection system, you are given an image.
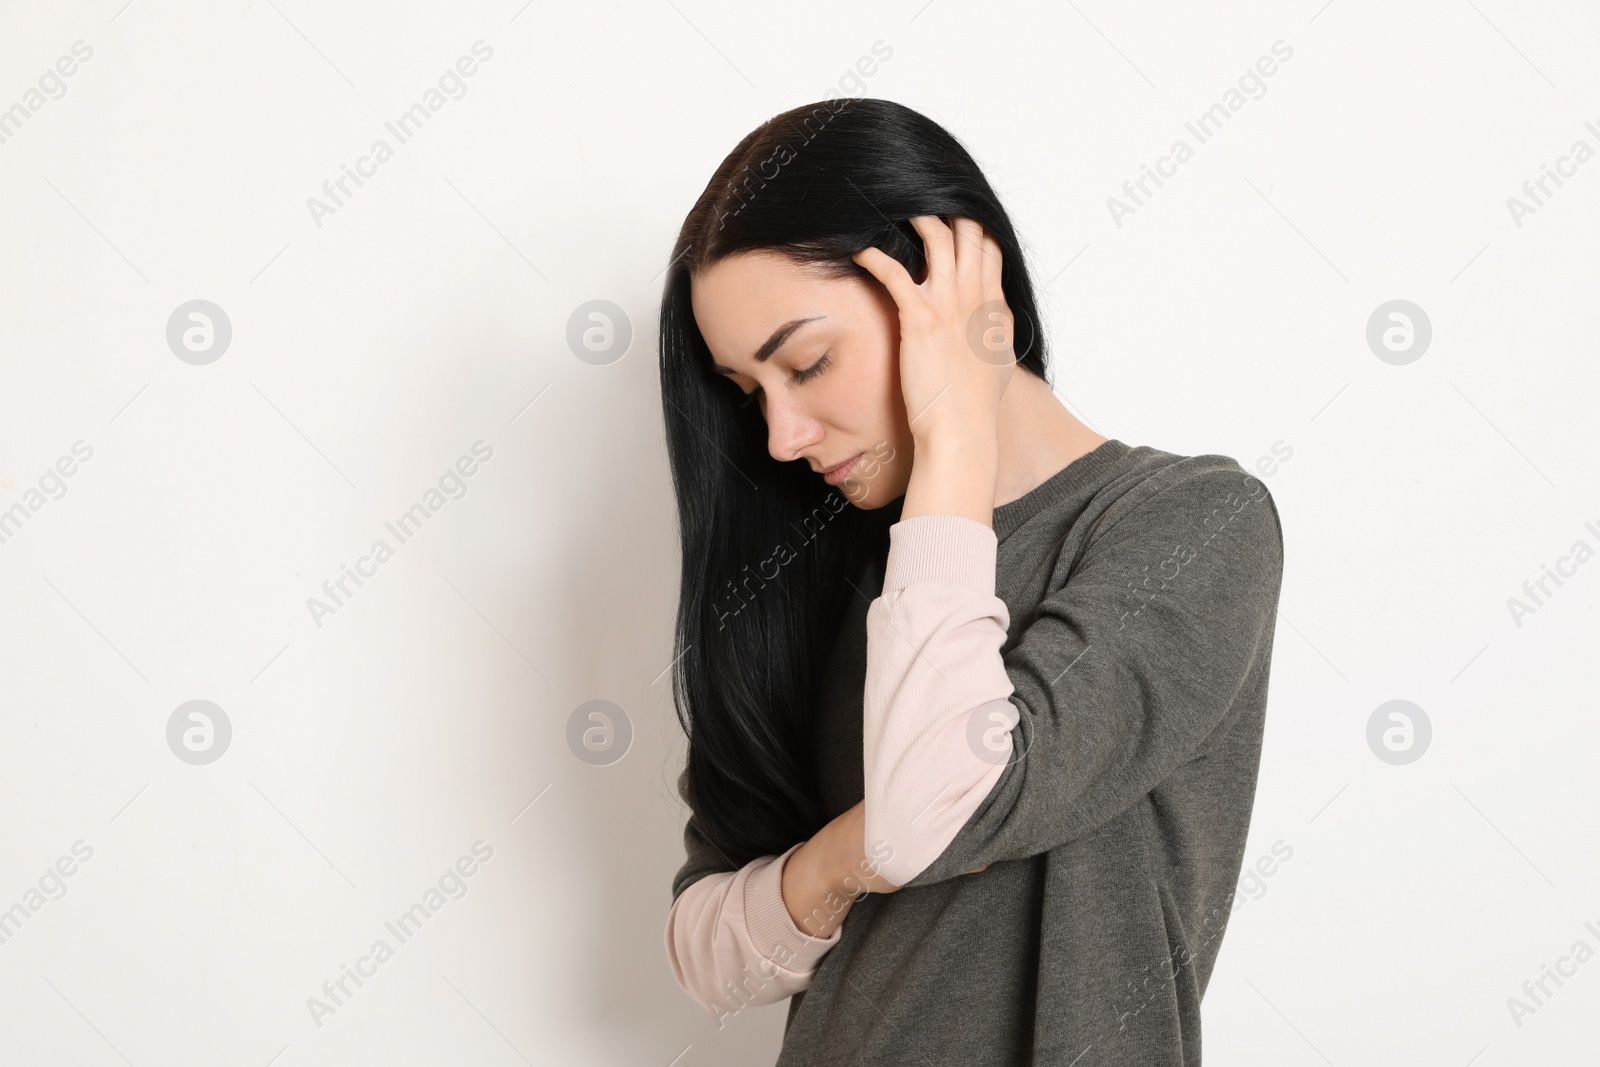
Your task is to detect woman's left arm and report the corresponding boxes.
[850,214,1283,889]
[861,465,1285,888]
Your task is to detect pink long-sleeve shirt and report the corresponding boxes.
[664,513,1015,1019]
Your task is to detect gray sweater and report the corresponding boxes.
[674,438,1285,1065]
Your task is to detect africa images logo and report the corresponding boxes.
[306,841,494,1028]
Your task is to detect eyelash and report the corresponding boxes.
[740,353,831,407]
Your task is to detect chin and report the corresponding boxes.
[831,477,876,509]
[837,475,905,511]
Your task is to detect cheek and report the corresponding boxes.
[832,354,894,429]
[863,347,905,426]
[835,360,909,477]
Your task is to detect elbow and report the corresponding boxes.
[862,801,921,888]
[862,758,951,886]
[861,777,893,882]
[863,696,1018,886]
[861,747,927,886]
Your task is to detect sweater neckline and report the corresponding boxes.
[993,437,1130,542]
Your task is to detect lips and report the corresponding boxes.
[821,453,862,486]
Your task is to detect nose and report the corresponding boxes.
[761,392,821,465]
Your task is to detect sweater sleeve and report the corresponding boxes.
[863,466,1284,888]
[663,838,844,1022]
[861,514,1020,887]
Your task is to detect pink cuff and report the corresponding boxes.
[882,514,998,595]
[663,841,843,1021]
[743,842,845,960]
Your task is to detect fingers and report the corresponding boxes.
[980,229,1003,299]
[951,216,985,294]
[855,216,1004,326]
[852,245,919,313]
[950,216,1003,306]
[909,214,955,287]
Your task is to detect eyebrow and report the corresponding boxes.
[712,316,825,375]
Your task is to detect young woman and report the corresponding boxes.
[659,98,1285,1065]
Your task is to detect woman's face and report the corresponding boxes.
[690,249,913,509]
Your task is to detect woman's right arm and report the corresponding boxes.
[663,806,867,1021]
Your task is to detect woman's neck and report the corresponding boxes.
[993,368,1109,510]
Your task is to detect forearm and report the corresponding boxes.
[861,510,1018,886]
[664,843,843,1018]
[901,422,999,527]
[780,805,877,938]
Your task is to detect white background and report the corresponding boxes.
[2,0,1598,1064]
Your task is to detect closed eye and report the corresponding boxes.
[792,351,832,383]
[739,352,832,408]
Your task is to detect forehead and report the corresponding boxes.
[691,251,834,374]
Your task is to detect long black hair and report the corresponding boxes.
[660,96,1053,868]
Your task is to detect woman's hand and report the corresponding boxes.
[851,215,1017,446]
[852,216,1018,526]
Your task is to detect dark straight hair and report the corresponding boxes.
[659,96,1052,869]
